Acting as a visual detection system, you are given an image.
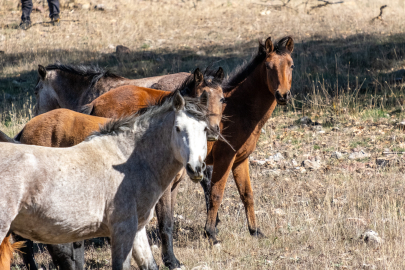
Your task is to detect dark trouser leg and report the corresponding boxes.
[200,165,220,227]
[47,241,85,270]
[12,233,38,270]
[47,0,60,18]
[21,0,33,21]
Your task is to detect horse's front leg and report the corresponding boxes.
[111,219,137,270]
[205,153,236,245]
[155,171,184,270]
[200,165,220,227]
[232,158,264,237]
[132,227,158,270]
[47,241,85,270]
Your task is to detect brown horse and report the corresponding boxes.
[201,36,294,244]
[81,68,225,141]
[15,109,109,147]
[34,63,190,115]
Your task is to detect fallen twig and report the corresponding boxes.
[371,5,388,23]
[308,0,344,14]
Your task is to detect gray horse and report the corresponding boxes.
[34,63,191,115]
[0,92,214,270]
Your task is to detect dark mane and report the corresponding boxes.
[45,63,123,89]
[88,94,220,140]
[222,36,292,93]
[176,68,222,96]
[221,47,266,93]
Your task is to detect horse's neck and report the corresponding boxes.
[226,64,277,130]
[115,119,183,195]
[53,73,92,110]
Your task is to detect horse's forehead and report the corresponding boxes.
[176,111,206,128]
[267,53,292,66]
[201,85,223,97]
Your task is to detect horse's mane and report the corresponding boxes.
[222,36,292,93]
[45,63,123,89]
[177,68,222,96]
[88,94,217,139]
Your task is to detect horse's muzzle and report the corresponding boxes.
[207,134,219,141]
[275,90,291,105]
[186,162,206,182]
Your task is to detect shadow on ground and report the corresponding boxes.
[1,32,405,115]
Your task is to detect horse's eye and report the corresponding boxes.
[175,126,181,132]
[34,91,38,95]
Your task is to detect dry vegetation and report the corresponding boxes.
[2,0,405,269]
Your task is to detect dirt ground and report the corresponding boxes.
[2,0,405,269]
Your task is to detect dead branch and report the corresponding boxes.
[308,0,344,14]
[371,5,388,23]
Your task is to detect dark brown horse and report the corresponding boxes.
[202,36,294,244]
[34,63,190,115]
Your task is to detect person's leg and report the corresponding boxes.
[21,0,33,21]
[47,0,60,19]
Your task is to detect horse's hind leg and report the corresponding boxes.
[12,233,38,270]
[47,241,85,270]
[132,227,158,270]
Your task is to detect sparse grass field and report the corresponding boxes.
[2,0,405,269]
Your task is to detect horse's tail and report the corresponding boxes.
[80,103,94,115]
[0,130,19,143]
[0,235,25,269]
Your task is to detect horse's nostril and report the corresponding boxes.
[195,166,202,174]
[215,125,220,132]
[186,163,195,174]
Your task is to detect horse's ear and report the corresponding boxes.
[200,90,209,107]
[38,65,46,80]
[285,37,294,53]
[214,67,224,83]
[172,90,185,111]
[265,37,274,54]
[194,68,204,86]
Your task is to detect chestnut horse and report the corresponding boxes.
[81,68,225,141]
[201,36,294,244]
[15,109,109,147]
[34,63,190,115]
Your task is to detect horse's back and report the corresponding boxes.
[88,85,168,118]
[20,108,109,147]
[131,72,190,91]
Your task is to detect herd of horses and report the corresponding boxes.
[0,36,294,270]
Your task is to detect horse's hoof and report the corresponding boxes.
[214,241,221,248]
[249,228,265,238]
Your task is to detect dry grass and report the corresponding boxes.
[2,0,405,269]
